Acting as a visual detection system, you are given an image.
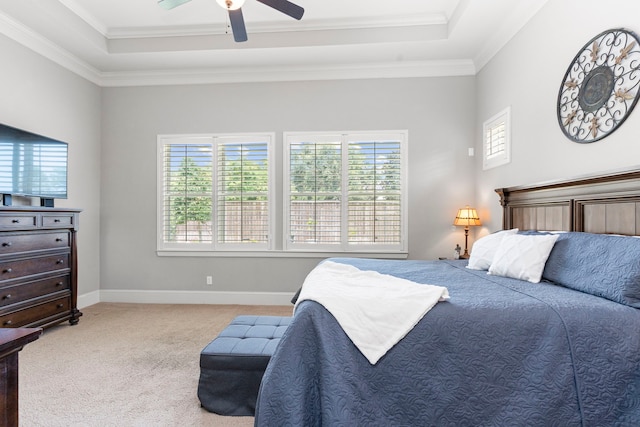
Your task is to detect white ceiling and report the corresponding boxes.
[0,0,549,86]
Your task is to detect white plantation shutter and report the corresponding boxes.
[158,134,273,252]
[158,131,405,255]
[347,138,402,245]
[483,107,511,170]
[485,122,505,159]
[288,138,342,245]
[161,140,213,244]
[216,140,270,245]
[285,131,407,252]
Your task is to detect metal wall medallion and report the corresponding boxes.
[557,28,640,143]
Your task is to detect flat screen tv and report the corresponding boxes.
[0,123,68,206]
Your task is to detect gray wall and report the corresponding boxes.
[0,34,102,303]
[100,77,477,296]
[475,0,640,233]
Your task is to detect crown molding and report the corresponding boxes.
[97,59,476,87]
[56,0,450,40]
[0,6,474,88]
[106,13,449,39]
[0,10,102,85]
[0,1,548,87]
[0,6,472,87]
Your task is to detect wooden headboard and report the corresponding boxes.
[496,168,640,236]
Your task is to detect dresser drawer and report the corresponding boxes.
[42,214,75,228]
[0,207,80,329]
[0,232,70,255]
[0,296,70,327]
[0,254,69,281]
[0,214,38,229]
[0,275,69,308]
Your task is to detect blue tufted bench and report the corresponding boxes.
[197,315,291,416]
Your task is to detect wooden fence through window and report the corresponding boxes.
[172,201,400,243]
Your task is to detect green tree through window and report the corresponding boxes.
[286,132,405,250]
[160,136,272,249]
[165,145,213,243]
[158,131,405,254]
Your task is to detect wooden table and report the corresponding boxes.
[0,328,42,427]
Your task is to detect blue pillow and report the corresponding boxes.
[542,232,640,308]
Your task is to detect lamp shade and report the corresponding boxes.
[453,206,481,227]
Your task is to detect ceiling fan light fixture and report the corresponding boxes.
[160,0,303,43]
[216,0,245,10]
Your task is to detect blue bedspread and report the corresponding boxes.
[255,258,640,426]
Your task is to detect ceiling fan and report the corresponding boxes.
[158,0,305,43]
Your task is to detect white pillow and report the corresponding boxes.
[467,228,519,270]
[488,234,560,283]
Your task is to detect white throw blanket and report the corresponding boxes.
[294,261,450,364]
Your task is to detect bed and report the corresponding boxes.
[254,169,640,426]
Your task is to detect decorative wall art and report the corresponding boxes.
[557,28,640,143]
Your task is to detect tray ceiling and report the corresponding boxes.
[0,0,548,86]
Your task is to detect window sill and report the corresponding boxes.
[156,250,409,259]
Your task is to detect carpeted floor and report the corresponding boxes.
[18,303,293,427]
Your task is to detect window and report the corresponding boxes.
[158,130,407,256]
[483,107,511,170]
[284,131,407,252]
[157,134,274,252]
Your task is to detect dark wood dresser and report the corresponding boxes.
[0,327,41,427]
[0,207,82,328]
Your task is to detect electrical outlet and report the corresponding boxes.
[206,276,213,286]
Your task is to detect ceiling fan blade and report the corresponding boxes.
[256,0,304,20]
[228,9,248,42]
[158,0,193,10]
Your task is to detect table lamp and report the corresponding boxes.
[453,206,481,259]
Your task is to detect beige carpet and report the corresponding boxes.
[18,303,293,427]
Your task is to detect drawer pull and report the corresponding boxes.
[57,303,64,309]
[2,294,11,300]
[56,281,64,287]
[3,268,12,274]
[11,219,19,224]
[1,242,11,247]
[55,238,63,242]
[3,320,12,326]
[57,260,65,265]
[54,219,61,223]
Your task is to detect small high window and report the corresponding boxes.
[483,107,511,170]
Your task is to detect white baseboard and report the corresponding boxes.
[86,289,294,307]
[78,290,101,309]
